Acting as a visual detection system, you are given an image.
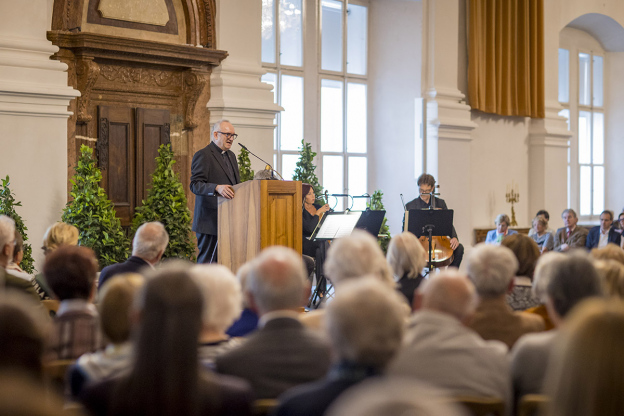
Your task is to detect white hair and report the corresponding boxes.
[190,264,243,332]
[325,230,394,288]
[247,246,308,313]
[494,214,511,226]
[0,215,16,252]
[387,232,427,279]
[532,252,567,302]
[211,119,231,139]
[465,243,518,297]
[419,269,478,321]
[325,278,406,369]
[132,222,169,259]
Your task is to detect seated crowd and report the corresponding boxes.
[2,210,624,416]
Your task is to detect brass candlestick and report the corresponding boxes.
[506,183,519,227]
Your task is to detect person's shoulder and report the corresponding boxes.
[516,311,545,331]
[509,229,518,234]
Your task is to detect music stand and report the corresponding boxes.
[405,209,454,273]
[354,209,386,237]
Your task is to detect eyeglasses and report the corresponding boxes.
[217,131,238,140]
[419,187,433,194]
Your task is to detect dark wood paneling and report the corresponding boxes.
[136,108,170,202]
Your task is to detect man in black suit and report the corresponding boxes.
[190,119,241,263]
[215,246,331,399]
[98,222,168,289]
[585,210,621,249]
[405,173,464,268]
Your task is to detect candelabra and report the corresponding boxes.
[506,183,519,227]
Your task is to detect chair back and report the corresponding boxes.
[518,394,549,416]
[454,396,505,416]
[42,300,60,317]
[253,399,279,416]
[43,359,75,393]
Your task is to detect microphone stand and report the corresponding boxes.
[238,143,283,179]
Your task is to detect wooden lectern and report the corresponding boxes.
[218,180,302,272]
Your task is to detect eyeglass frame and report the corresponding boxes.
[216,131,238,140]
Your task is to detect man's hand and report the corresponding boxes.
[450,237,459,250]
[216,184,235,199]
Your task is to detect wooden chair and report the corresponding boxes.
[518,394,549,416]
[253,399,279,416]
[41,299,60,317]
[43,359,75,393]
[454,396,505,416]
[63,402,87,416]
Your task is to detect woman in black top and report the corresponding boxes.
[302,184,330,258]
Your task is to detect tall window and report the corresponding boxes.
[262,0,369,211]
[559,30,605,219]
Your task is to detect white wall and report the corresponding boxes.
[369,0,422,235]
[606,52,624,215]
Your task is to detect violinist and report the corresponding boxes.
[302,183,330,258]
[405,173,464,268]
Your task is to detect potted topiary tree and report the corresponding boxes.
[0,176,35,273]
[131,144,195,261]
[292,140,324,203]
[368,190,392,254]
[62,145,129,268]
[237,146,255,182]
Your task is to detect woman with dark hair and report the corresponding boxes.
[81,263,253,416]
[502,234,541,311]
[302,183,330,258]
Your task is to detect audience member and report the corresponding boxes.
[0,216,39,301]
[68,273,145,398]
[190,264,244,368]
[0,372,66,416]
[0,291,48,381]
[465,244,544,348]
[510,253,602,402]
[387,270,512,408]
[523,252,566,330]
[301,230,395,330]
[588,242,624,265]
[586,210,621,249]
[528,210,555,237]
[326,377,468,416]
[386,231,426,305]
[275,278,406,416]
[44,245,102,361]
[6,231,31,280]
[502,234,542,310]
[31,221,79,300]
[530,215,554,253]
[81,263,253,416]
[226,262,259,337]
[485,214,518,244]
[593,259,624,299]
[554,209,588,251]
[98,222,169,289]
[215,247,331,399]
[544,299,624,416]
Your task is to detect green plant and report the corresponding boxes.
[237,146,255,182]
[132,144,196,261]
[368,190,392,254]
[292,140,324,203]
[0,176,35,273]
[62,145,129,268]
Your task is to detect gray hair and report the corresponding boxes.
[465,243,518,297]
[562,208,577,218]
[190,264,243,332]
[325,278,405,369]
[0,215,16,252]
[419,269,478,321]
[387,232,427,279]
[325,230,394,288]
[236,262,253,308]
[247,246,307,313]
[132,222,169,259]
[547,252,603,318]
[211,119,231,139]
[532,252,567,302]
[494,214,511,226]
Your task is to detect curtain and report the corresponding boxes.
[468,0,545,118]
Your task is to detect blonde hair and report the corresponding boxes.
[593,259,624,299]
[387,232,426,279]
[589,244,624,266]
[99,273,145,343]
[42,222,79,253]
[545,299,624,416]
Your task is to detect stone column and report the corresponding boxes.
[0,0,79,268]
[422,0,477,244]
[207,0,282,171]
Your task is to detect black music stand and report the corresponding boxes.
[405,209,454,274]
[354,209,386,237]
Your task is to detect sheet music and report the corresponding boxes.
[315,212,362,239]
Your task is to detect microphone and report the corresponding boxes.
[238,143,283,179]
[400,194,406,212]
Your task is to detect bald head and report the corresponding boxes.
[132,222,169,262]
[247,246,309,315]
[419,271,477,321]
